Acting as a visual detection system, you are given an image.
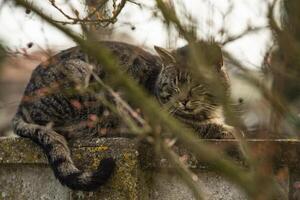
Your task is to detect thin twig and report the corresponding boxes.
[222,25,269,45]
[48,0,127,26]
[161,141,205,200]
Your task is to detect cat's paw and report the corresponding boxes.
[220,125,243,139]
[219,129,235,139]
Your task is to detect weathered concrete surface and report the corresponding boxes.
[0,165,70,200]
[0,137,141,200]
[0,137,298,200]
[147,171,247,200]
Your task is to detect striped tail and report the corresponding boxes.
[12,115,116,191]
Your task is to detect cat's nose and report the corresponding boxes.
[181,99,188,106]
[181,100,195,111]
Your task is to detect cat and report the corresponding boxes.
[154,41,235,139]
[12,40,234,191]
[12,41,162,191]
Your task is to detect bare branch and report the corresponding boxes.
[48,0,126,26]
[222,25,268,45]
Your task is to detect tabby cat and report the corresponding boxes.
[12,41,234,191]
[154,41,235,139]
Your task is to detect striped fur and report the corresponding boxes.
[13,40,235,191]
[12,41,162,191]
[12,116,115,190]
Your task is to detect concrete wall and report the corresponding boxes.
[0,137,299,200]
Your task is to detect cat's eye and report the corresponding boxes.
[190,85,202,93]
[205,93,214,98]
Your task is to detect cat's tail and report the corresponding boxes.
[12,114,116,191]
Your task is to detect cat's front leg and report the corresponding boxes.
[216,124,239,139]
[194,122,238,139]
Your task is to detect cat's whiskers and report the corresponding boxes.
[169,106,180,116]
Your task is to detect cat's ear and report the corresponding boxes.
[154,46,176,65]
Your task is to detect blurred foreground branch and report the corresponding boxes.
[14,0,287,199]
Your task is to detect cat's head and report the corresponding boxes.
[154,41,229,118]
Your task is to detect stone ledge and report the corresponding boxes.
[0,137,138,164]
[1,137,300,200]
[2,137,300,165]
[0,137,141,200]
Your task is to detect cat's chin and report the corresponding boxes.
[173,114,201,127]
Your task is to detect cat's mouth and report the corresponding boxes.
[167,101,197,115]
